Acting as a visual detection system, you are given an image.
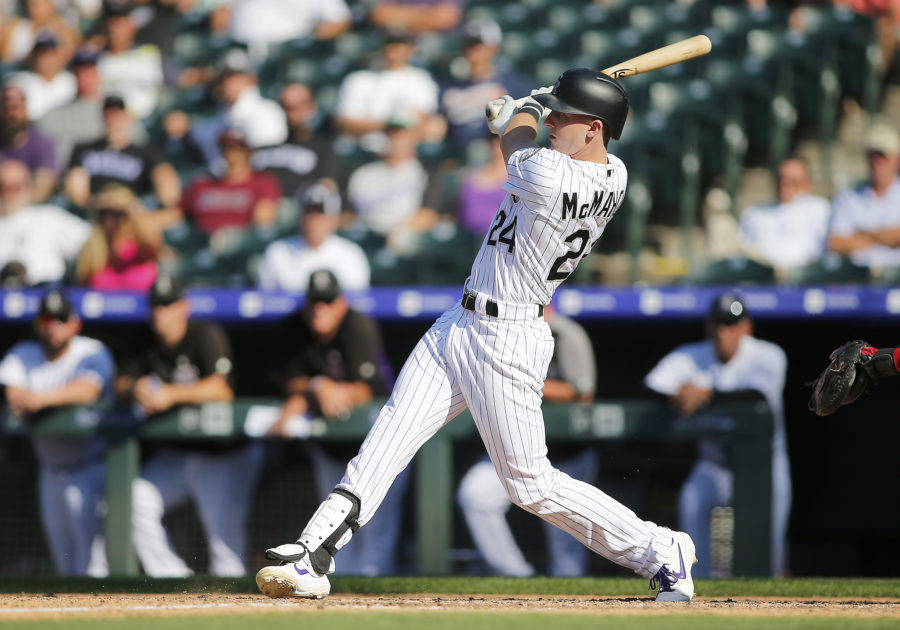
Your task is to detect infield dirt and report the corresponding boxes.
[1,593,899,621]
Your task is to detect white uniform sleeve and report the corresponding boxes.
[73,346,115,393]
[0,347,28,388]
[502,148,559,205]
[745,346,787,408]
[644,350,698,395]
[827,190,860,238]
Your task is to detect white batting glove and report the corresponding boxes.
[519,97,549,124]
[530,86,553,96]
[485,95,517,135]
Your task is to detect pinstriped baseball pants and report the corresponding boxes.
[336,303,674,578]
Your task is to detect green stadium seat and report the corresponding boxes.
[409,222,480,286]
[784,255,871,286]
[369,248,417,286]
[338,225,388,257]
[874,265,900,286]
[163,222,209,255]
[686,256,776,285]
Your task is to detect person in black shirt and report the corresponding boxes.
[250,83,338,199]
[269,269,406,575]
[64,95,181,229]
[116,273,264,577]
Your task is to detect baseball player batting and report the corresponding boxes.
[256,69,697,601]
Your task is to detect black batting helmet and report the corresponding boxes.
[533,68,629,140]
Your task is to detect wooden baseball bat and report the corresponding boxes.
[601,34,712,79]
[485,34,712,121]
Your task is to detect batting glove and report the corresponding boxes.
[485,95,517,135]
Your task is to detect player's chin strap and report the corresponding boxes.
[265,489,361,575]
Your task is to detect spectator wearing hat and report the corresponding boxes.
[257,179,370,291]
[0,158,90,286]
[7,32,77,121]
[187,48,288,174]
[346,114,441,252]
[116,273,264,577]
[177,127,282,235]
[74,183,162,290]
[225,0,351,63]
[64,94,181,227]
[333,31,441,153]
[0,0,81,65]
[0,82,59,202]
[0,288,115,576]
[438,19,532,151]
[644,293,790,578]
[250,83,339,198]
[369,0,462,35]
[268,269,407,575]
[96,1,164,120]
[39,46,148,166]
[827,121,900,270]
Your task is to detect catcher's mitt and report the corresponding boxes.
[807,340,874,416]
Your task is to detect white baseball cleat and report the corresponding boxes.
[256,552,331,599]
[653,531,698,602]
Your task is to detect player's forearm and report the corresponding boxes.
[35,380,103,409]
[500,117,537,162]
[164,376,234,405]
[342,381,373,407]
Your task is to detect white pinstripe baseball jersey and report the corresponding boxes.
[468,147,627,305]
[268,141,686,595]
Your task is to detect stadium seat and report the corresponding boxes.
[874,265,900,286]
[369,248,417,286]
[163,222,210,255]
[409,222,481,286]
[784,255,871,286]
[686,256,776,285]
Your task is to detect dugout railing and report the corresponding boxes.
[0,398,773,577]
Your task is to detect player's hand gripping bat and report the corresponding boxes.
[485,34,713,121]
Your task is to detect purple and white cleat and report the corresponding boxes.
[652,531,697,602]
[256,543,332,599]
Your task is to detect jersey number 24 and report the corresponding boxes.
[487,213,597,283]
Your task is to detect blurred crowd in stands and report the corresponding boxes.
[0,0,896,290]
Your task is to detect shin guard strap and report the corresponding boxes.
[297,489,361,575]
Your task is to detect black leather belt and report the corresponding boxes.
[461,290,543,318]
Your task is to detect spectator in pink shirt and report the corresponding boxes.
[74,183,161,290]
